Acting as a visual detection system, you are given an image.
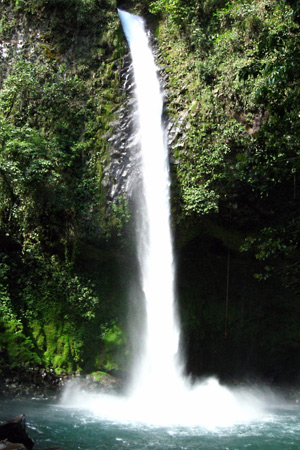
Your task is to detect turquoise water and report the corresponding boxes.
[1,397,300,449]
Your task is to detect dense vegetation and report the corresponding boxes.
[1,0,300,383]
[150,0,300,381]
[0,0,130,375]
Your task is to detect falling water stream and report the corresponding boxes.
[1,10,300,449]
[118,8,182,400]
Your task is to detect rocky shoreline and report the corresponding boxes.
[0,367,63,401]
[0,366,125,450]
[0,366,125,400]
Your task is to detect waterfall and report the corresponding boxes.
[118,9,182,397]
[60,10,265,428]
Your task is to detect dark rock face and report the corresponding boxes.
[0,367,63,400]
[102,56,140,204]
[104,34,177,207]
[0,415,34,450]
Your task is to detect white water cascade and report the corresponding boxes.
[118,9,182,398]
[61,10,270,428]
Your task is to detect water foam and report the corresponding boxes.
[61,377,268,428]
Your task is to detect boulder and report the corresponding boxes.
[0,415,34,450]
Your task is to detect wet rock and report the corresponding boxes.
[101,55,138,206]
[62,371,125,397]
[102,27,179,209]
[0,367,63,400]
[0,440,26,449]
[0,415,34,450]
[84,372,124,393]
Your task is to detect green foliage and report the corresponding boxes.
[156,0,300,293]
[0,258,42,367]
[11,0,117,26]
[0,0,130,375]
[100,322,128,371]
[91,370,108,381]
[0,242,102,370]
[150,0,191,25]
[0,57,97,252]
[2,0,300,381]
